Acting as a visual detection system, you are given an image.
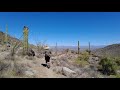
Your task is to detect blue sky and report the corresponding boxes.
[0,12,120,46]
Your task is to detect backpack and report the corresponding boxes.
[45,50,51,57]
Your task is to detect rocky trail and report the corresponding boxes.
[28,56,66,78]
[0,48,107,78]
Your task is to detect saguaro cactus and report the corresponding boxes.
[78,41,80,54]
[23,26,29,55]
[4,24,8,44]
[56,42,57,55]
[88,42,91,55]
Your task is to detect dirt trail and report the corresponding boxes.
[0,49,66,78]
[30,56,66,78]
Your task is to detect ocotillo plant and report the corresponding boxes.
[78,41,80,54]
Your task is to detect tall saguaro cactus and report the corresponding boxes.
[56,42,57,55]
[23,26,29,55]
[88,42,91,55]
[3,24,8,50]
[78,41,80,54]
[4,24,8,44]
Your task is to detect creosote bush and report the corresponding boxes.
[113,57,120,66]
[75,51,90,67]
[78,51,90,61]
[99,57,118,75]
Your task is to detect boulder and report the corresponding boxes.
[52,66,63,74]
[59,60,69,67]
[52,60,61,66]
[51,57,57,60]
[27,49,35,56]
[25,69,38,76]
[62,67,76,77]
[116,70,120,74]
[78,72,90,78]
[25,71,34,76]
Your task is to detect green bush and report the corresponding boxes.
[78,51,90,61]
[114,57,120,66]
[85,49,91,54]
[75,60,89,67]
[109,74,120,78]
[99,57,118,75]
[75,51,90,67]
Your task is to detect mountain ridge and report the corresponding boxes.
[92,43,120,57]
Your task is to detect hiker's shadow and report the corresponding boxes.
[41,64,47,67]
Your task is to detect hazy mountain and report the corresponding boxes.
[50,45,106,51]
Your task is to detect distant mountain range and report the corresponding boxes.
[50,45,106,51]
[51,44,120,58]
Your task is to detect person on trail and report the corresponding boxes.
[44,46,52,69]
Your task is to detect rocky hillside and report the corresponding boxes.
[0,31,35,48]
[92,44,120,58]
[0,31,21,45]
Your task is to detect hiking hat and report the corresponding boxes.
[44,46,50,50]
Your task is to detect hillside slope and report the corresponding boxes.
[0,31,36,48]
[0,31,21,45]
[92,44,120,57]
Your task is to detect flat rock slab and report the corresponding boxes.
[62,67,76,77]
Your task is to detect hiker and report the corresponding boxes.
[44,46,52,69]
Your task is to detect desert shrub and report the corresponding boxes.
[71,50,74,53]
[75,52,89,67]
[75,59,89,67]
[115,60,120,66]
[109,74,120,78]
[0,58,27,78]
[0,61,11,72]
[113,57,120,66]
[86,49,91,54]
[114,74,120,78]
[26,55,35,60]
[71,50,76,54]
[13,62,26,76]
[65,49,69,53]
[16,48,24,56]
[0,60,14,78]
[78,51,90,61]
[99,57,118,75]
[5,53,15,61]
[91,54,99,57]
